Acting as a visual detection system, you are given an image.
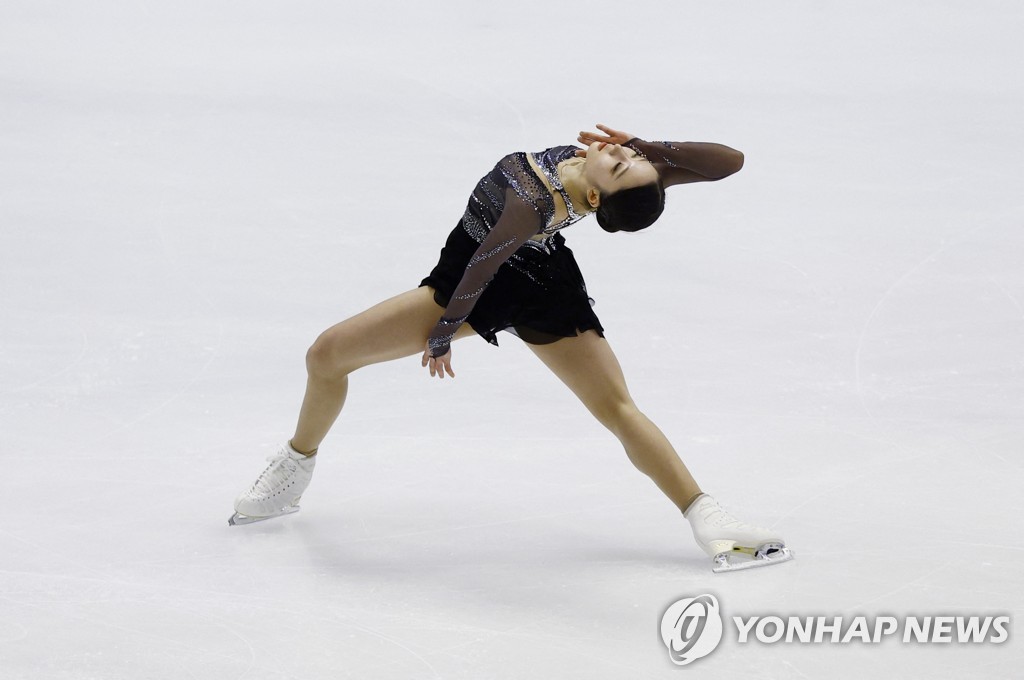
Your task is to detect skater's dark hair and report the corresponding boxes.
[596,180,665,233]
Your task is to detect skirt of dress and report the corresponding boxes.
[419,222,605,347]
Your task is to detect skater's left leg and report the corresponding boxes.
[527,330,702,514]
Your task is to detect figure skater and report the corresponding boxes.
[229,123,793,572]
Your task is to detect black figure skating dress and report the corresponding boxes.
[420,139,706,356]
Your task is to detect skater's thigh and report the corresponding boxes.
[526,330,637,425]
[310,286,475,374]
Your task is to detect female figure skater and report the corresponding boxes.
[230,124,793,572]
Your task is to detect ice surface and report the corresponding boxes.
[1,1,1022,678]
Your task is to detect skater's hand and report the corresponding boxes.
[422,343,455,379]
[575,123,636,157]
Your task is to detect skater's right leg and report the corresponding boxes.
[290,286,475,453]
[231,286,473,524]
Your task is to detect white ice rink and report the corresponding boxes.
[2,1,1022,678]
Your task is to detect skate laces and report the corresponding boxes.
[249,449,297,495]
[695,498,751,530]
[696,497,774,540]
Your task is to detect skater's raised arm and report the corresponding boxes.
[578,124,744,187]
[626,139,744,186]
[422,191,543,376]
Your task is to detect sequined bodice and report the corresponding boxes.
[459,145,584,245]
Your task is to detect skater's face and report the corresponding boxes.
[583,142,659,207]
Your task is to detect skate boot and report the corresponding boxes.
[229,442,316,526]
[684,494,794,573]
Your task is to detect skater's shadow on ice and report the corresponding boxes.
[290,519,701,579]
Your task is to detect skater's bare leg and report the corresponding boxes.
[290,287,475,453]
[527,330,702,513]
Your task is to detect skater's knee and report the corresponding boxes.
[590,396,642,435]
[306,331,351,380]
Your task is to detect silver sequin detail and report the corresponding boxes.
[428,314,468,354]
[459,153,552,241]
[531,147,586,235]
[468,237,517,268]
[454,284,488,301]
[624,139,648,160]
[658,141,682,168]
[462,205,490,243]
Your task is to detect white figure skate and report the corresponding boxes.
[229,442,316,526]
[684,494,794,573]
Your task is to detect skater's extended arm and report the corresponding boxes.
[578,124,744,187]
[423,190,543,375]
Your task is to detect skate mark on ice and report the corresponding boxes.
[853,222,991,423]
[184,609,258,680]
[94,332,222,443]
[944,426,1021,472]
[782,659,813,680]
[5,581,251,674]
[988,274,1024,416]
[692,233,828,301]
[87,197,228,441]
[0,526,115,584]
[936,540,1024,553]
[347,621,442,678]
[3,326,90,396]
[0,617,28,644]
[988,274,1024,321]
[843,558,953,613]
[771,444,936,529]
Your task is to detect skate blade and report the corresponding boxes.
[712,545,795,573]
[228,505,300,526]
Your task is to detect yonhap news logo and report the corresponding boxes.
[659,594,724,665]
[660,594,1011,667]
[730,613,1010,645]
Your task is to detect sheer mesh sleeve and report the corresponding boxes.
[625,138,744,187]
[427,190,543,357]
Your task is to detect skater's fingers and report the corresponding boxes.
[424,350,453,380]
[595,123,630,139]
[579,127,617,142]
[589,124,632,144]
